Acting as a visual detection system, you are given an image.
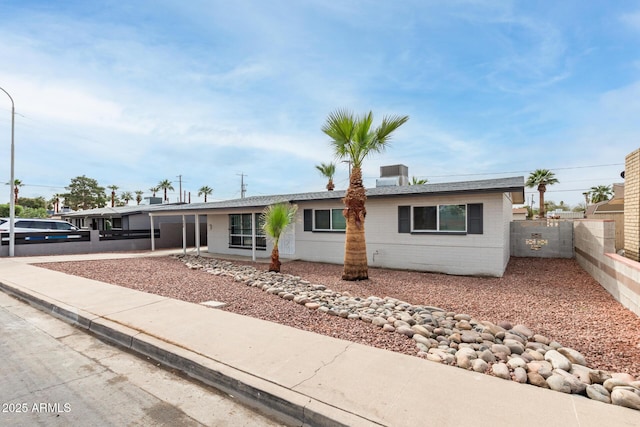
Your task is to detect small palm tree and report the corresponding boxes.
[121,191,133,205]
[135,190,143,205]
[158,179,174,203]
[589,185,612,204]
[260,202,298,273]
[198,185,214,202]
[322,109,409,280]
[149,186,160,197]
[526,169,559,218]
[50,193,62,213]
[409,176,428,185]
[13,179,23,204]
[107,185,119,207]
[315,162,337,191]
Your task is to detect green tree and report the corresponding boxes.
[158,179,174,203]
[409,176,428,185]
[107,185,119,207]
[121,191,133,205]
[17,196,46,209]
[526,169,559,218]
[0,204,23,217]
[135,190,144,205]
[198,185,213,202]
[62,175,107,210]
[260,202,298,273]
[322,109,409,280]
[149,186,160,197]
[315,162,337,191]
[589,185,612,204]
[21,207,48,218]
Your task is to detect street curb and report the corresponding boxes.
[0,281,372,427]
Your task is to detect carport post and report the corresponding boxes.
[251,212,256,262]
[194,213,200,256]
[182,214,186,255]
[149,214,155,251]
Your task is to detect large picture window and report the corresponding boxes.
[314,208,346,231]
[229,213,266,249]
[413,204,466,232]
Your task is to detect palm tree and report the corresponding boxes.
[121,191,133,205]
[158,179,174,203]
[13,179,23,204]
[315,162,337,191]
[589,185,612,204]
[50,193,62,213]
[107,185,119,207]
[409,176,428,185]
[322,109,409,280]
[149,186,160,197]
[135,190,144,205]
[198,185,213,202]
[526,169,558,219]
[260,202,298,273]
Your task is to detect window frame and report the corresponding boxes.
[228,213,266,250]
[312,208,346,232]
[412,204,468,234]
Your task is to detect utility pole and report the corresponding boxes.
[237,173,247,198]
[177,175,182,203]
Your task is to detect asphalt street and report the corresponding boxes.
[0,291,286,427]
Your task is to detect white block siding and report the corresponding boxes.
[206,192,513,277]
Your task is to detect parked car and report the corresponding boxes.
[0,218,80,233]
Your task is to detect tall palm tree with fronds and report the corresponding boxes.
[589,185,612,204]
[13,179,23,204]
[260,202,298,273]
[198,185,213,202]
[526,169,559,218]
[121,191,133,205]
[107,185,119,207]
[322,109,409,280]
[158,179,174,203]
[409,176,428,185]
[149,186,160,197]
[315,162,337,191]
[135,190,143,205]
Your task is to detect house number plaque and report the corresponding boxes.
[525,233,548,251]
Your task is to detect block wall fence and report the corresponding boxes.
[574,219,640,317]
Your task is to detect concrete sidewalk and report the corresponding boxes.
[0,252,638,426]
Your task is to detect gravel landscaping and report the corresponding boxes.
[38,255,640,407]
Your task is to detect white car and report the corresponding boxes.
[0,218,79,233]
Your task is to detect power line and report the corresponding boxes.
[409,163,624,179]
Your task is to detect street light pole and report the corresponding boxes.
[0,86,15,257]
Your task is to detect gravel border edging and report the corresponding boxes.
[177,254,640,412]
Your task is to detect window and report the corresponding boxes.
[398,203,483,234]
[312,208,345,231]
[229,213,266,249]
[413,204,466,232]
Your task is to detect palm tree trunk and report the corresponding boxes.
[342,167,368,280]
[538,184,546,218]
[269,246,281,273]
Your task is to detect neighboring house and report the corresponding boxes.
[512,207,528,221]
[61,202,207,247]
[149,174,525,277]
[586,183,624,251]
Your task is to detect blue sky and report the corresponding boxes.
[0,0,638,207]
